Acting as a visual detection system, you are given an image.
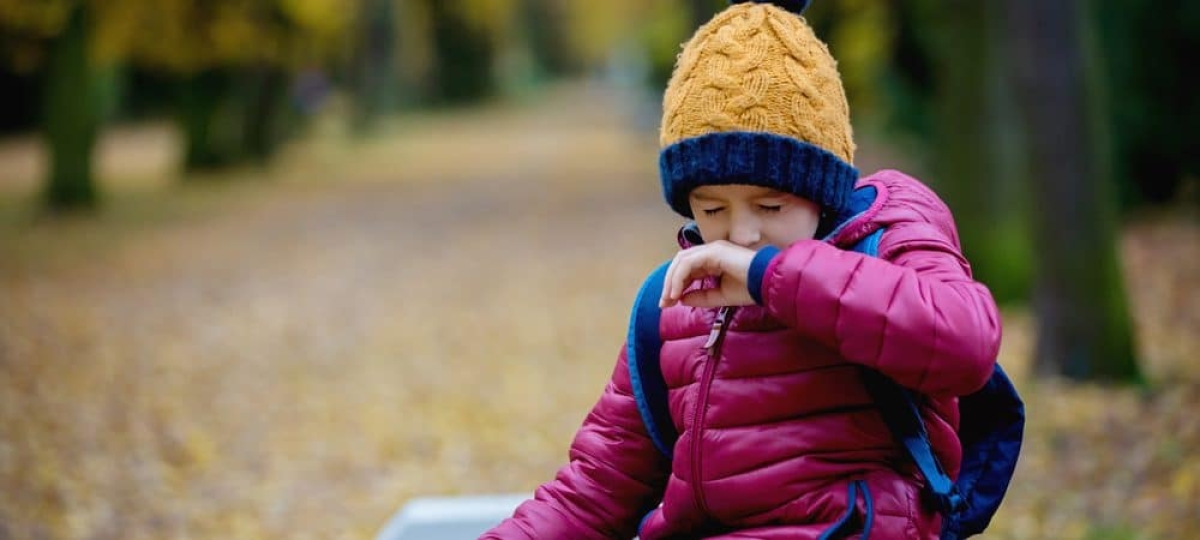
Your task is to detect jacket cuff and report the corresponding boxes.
[748,246,781,305]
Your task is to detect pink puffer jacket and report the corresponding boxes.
[482,170,1001,540]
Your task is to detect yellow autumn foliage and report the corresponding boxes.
[0,0,356,72]
[452,0,519,44]
[0,0,73,37]
[827,0,892,115]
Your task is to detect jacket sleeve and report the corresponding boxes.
[749,222,1001,396]
[480,344,670,539]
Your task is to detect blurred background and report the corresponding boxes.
[0,0,1196,538]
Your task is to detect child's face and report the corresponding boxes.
[688,185,821,250]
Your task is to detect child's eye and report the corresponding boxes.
[702,207,724,216]
[758,205,783,213]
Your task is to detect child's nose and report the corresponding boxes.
[729,216,761,247]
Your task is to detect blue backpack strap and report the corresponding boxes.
[850,229,965,514]
[850,227,1024,539]
[627,262,677,458]
[859,370,965,515]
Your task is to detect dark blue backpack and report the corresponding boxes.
[626,227,1024,540]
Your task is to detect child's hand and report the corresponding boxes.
[660,241,757,308]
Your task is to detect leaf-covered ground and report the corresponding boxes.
[1,86,1197,540]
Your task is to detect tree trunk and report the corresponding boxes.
[41,5,99,211]
[1094,0,1197,209]
[349,0,398,134]
[427,0,495,104]
[1004,0,1142,382]
[520,0,575,78]
[925,0,1032,305]
[178,69,234,172]
[242,66,290,163]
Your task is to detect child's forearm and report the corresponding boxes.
[754,235,1001,396]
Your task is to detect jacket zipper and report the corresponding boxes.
[691,305,735,519]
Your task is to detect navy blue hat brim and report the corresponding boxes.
[659,131,858,220]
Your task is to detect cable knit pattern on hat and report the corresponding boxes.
[660,3,855,164]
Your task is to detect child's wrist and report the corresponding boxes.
[748,246,782,305]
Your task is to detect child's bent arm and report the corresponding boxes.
[752,223,1001,396]
[480,345,670,540]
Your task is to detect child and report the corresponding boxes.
[482,1,1001,538]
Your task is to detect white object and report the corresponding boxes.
[375,494,530,540]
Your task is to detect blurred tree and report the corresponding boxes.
[392,0,434,108]
[0,0,104,211]
[639,1,690,92]
[880,1,1033,305]
[116,68,177,121]
[40,4,100,209]
[822,0,889,119]
[634,0,727,92]
[519,0,576,78]
[1094,0,1200,209]
[348,0,398,134]
[176,69,239,170]
[1004,0,1141,382]
[423,0,501,104]
[175,64,294,169]
[561,1,642,71]
[686,0,725,29]
[126,0,354,172]
[392,0,555,108]
[0,0,356,201]
[242,65,292,162]
[0,68,40,134]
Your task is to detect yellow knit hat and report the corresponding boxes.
[658,0,858,224]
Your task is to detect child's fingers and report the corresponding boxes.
[659,242,754,308]
[677,250,713,298]
[661,250,687,306]
[672,254,697,301]
[679,287,724,308]
[661,252,681,305]
[663,248,702,306]
[670,251,691,300]
[669,248,723,305]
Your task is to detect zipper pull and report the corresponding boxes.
[703,307,733,350]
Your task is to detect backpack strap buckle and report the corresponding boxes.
[934,489,967,515]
